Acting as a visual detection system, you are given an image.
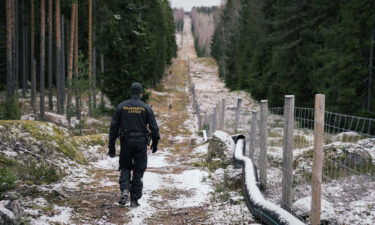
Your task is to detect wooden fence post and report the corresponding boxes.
[216,101,221,130]
[234,98,243,132]
[213,107,218,133]
[196,103,202,130]
[191,83,196,111]
[221,99,226,130]
[204,112,208,131]
[311,94,325,225]
[209,113,214,137]
[282,95,295,212]
[259,100,268,190]
[249,110,257,160]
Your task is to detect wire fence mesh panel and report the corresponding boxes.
[266,106,375,224]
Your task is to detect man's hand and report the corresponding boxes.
[108,146,116,158]
[151,139,158,154]
[151,144,158,154]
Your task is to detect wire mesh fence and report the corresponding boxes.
[194,92,374,223]
[267,105,375,224]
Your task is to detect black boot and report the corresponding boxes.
[130,199,140,208]
[118,189,129,206]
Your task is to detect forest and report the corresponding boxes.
[173,8,184,32]
[190,6,220,57]
[211,0,375,117]
[0,0,177,120]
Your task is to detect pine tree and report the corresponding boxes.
[67,2,77,123]
[55,0,63,114]
[48,0,53,110]
[40,0,46,120]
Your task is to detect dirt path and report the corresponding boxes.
[51,17,258,225]
[65,17,214,225]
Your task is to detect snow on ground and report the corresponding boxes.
[193,142,209,155]
[147,151,171,168]
[29,206,73,225]
[126,172,164,225]
[167,169,212,208]
[92,156,119,170]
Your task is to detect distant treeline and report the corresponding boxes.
[212,0,375,117]
[173,8,184,32]
[191,6,220,57]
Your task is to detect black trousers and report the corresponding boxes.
[119,137,147,200]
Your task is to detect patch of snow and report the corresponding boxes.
[148,152,171,168]
[293,196,336,222]
[0,200,15,220]
[168,169,212,208]
[126,172,164,225]
[31,206,73,225]
[193,143,209,155]
[150,90,168,96]
[92,156,119,170]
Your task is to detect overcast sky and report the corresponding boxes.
[170,0,222,11]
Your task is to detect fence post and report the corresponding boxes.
[196,103,202,130]
[191,83,196,111]
[259,100,268,190]
[311,94,325,225]
[216,101,221,130]
[282,95,295,212]
[221,99,226,130]
[249,110,257,160]
[213,107,218,133]
[234,98,243,132]
[210,113,214,137]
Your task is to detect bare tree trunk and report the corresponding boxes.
[74,2,81,121]
[31,0,36,116]
[55,0,63,114]
[88,0,93,114]
[13,0,18,97]
[367,31,374,112]
[6,0,13,104]
[93,46,97,109]
[40,0,46,120]
[22,1,27,98]
[92,0,97,109]
[48,0,53,110]
[67,3,77,123]
[61,16,66,110]
[100,54,105,108]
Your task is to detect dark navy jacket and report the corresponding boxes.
[109,95,159,148]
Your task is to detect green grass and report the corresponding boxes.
[192,159,230,172]
[0,168,17,195]
[0,120,86,163]
[0,155,64,196]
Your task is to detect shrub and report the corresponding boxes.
[0,168,18,195]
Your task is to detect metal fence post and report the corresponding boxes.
[249,110,257,160]
[259,100,268,190]
[234,98,243,132]
[311,94,325,225]
[282,95,295,212]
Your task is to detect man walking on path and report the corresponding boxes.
[108,82,160,207]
